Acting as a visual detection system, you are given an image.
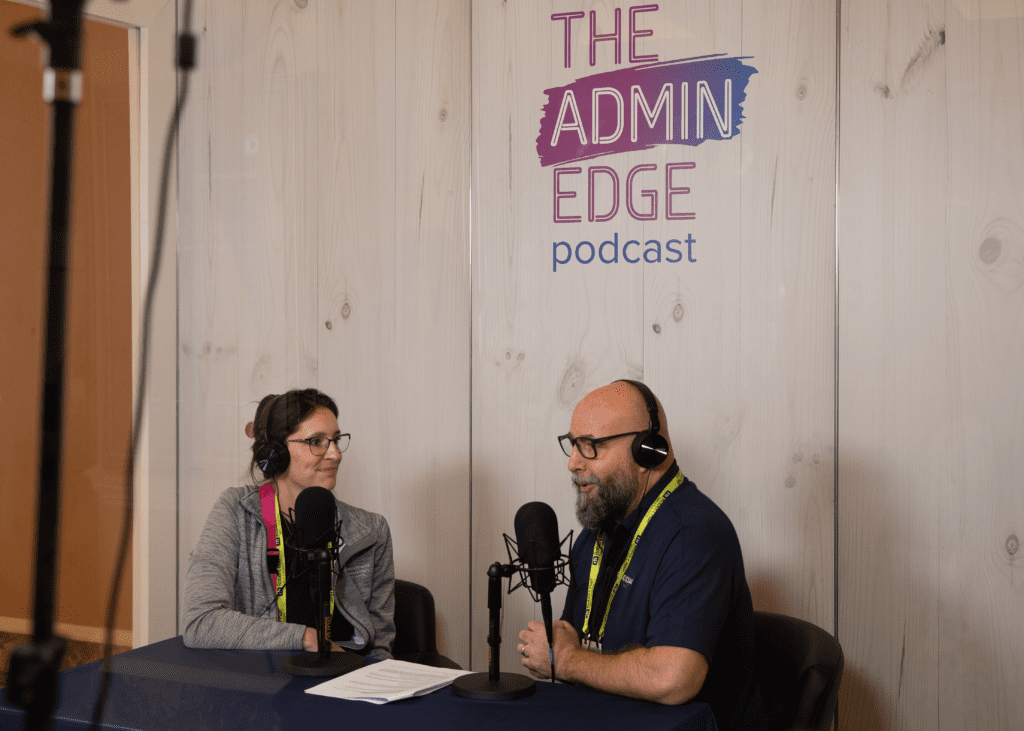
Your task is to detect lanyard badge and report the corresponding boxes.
[581,471,684,643]
[259,483,335,623]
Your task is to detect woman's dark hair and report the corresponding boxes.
[248,388,339,483]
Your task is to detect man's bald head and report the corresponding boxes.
[571,381,672,460]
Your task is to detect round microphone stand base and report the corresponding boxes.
[451,672,536,700]
[285,651,364,677]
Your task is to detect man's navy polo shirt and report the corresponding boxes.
[561,462,765,731]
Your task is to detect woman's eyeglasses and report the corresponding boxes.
[287,433,351,456]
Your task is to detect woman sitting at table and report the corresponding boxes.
[182,388,395,659]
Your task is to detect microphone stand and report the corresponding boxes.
[452,562,536,700]
[6,4,86,730]
[284,547,362,677]
[540,592,555,682]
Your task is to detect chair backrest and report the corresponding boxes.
[753,611,844,731]
[391,579,461,669]
[393,579,438,657]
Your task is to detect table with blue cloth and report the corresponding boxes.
[0,637,719,731]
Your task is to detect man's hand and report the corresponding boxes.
[517,620,708,705]
[517,620,580,678]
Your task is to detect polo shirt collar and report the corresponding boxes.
[602,460,681,548]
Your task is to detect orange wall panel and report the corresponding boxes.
[0,5,132,633]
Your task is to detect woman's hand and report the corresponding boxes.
[302,626,344,652]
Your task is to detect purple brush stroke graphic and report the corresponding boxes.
[537,54,757,167]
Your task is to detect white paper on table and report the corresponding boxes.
[305,659,473,704]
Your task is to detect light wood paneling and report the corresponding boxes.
[940,7,1024,728]
[176,0,471,666]
[839,1,1024,728]
[648,0,837,625]
[171,0,1024,724]
[471,0,835,674]
[388,0,472,666]
[316,0,472,667]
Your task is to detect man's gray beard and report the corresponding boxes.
[574,468,640,531]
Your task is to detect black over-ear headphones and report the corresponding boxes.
[255,395,289,477]
[616,380,669,469]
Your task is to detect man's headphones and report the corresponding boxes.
[616,380,669,469]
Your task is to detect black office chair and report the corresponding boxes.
[753,611,844,731]
[392,579,461,669]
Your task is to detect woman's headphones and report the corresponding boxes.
[253,395,289,477]
[616,380,669,469]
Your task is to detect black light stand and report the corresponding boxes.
[451,562,537,700]
[5,4,86,730]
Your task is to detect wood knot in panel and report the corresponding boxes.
[498,349,526,372]
[1007,534,1019,557]
[976,219,1024,293]
[713,404,743,450]
[652,323,661,334]
[672,303,684,322]
[559,361,586,406]
[978,237,1001,265]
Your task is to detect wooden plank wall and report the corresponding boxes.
[838,1,1024,729]
[176,0,471,666]
[470,0,836,679]
[174,0,1023,726]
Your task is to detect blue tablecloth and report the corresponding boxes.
[1,637,718,731]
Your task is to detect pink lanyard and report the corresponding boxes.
[258,483,285,619]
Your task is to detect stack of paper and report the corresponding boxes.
[305,660,473,704]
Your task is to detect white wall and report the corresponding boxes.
[175,0,472,665]
[470,0,836,679]
[838,1,1024,727]
[168,0,1024,727]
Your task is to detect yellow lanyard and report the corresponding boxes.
[273,491,288,622]
[581,470,685,641]
[272,490,335,623]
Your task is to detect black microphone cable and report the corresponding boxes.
[90,3,196,728]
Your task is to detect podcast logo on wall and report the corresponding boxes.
[540,7,756,272]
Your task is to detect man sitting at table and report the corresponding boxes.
[517,380,765,731]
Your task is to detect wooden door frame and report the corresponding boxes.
[14,0,181,647]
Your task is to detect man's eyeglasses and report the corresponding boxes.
[558,431,641,459]
[287,433,351,456]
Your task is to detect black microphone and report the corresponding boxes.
[293,486,337,658]
[292,485,338,555]
[452,503,572,700]
[284,487,360,677]
[514,502,560,595]
[514,502,561,680]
